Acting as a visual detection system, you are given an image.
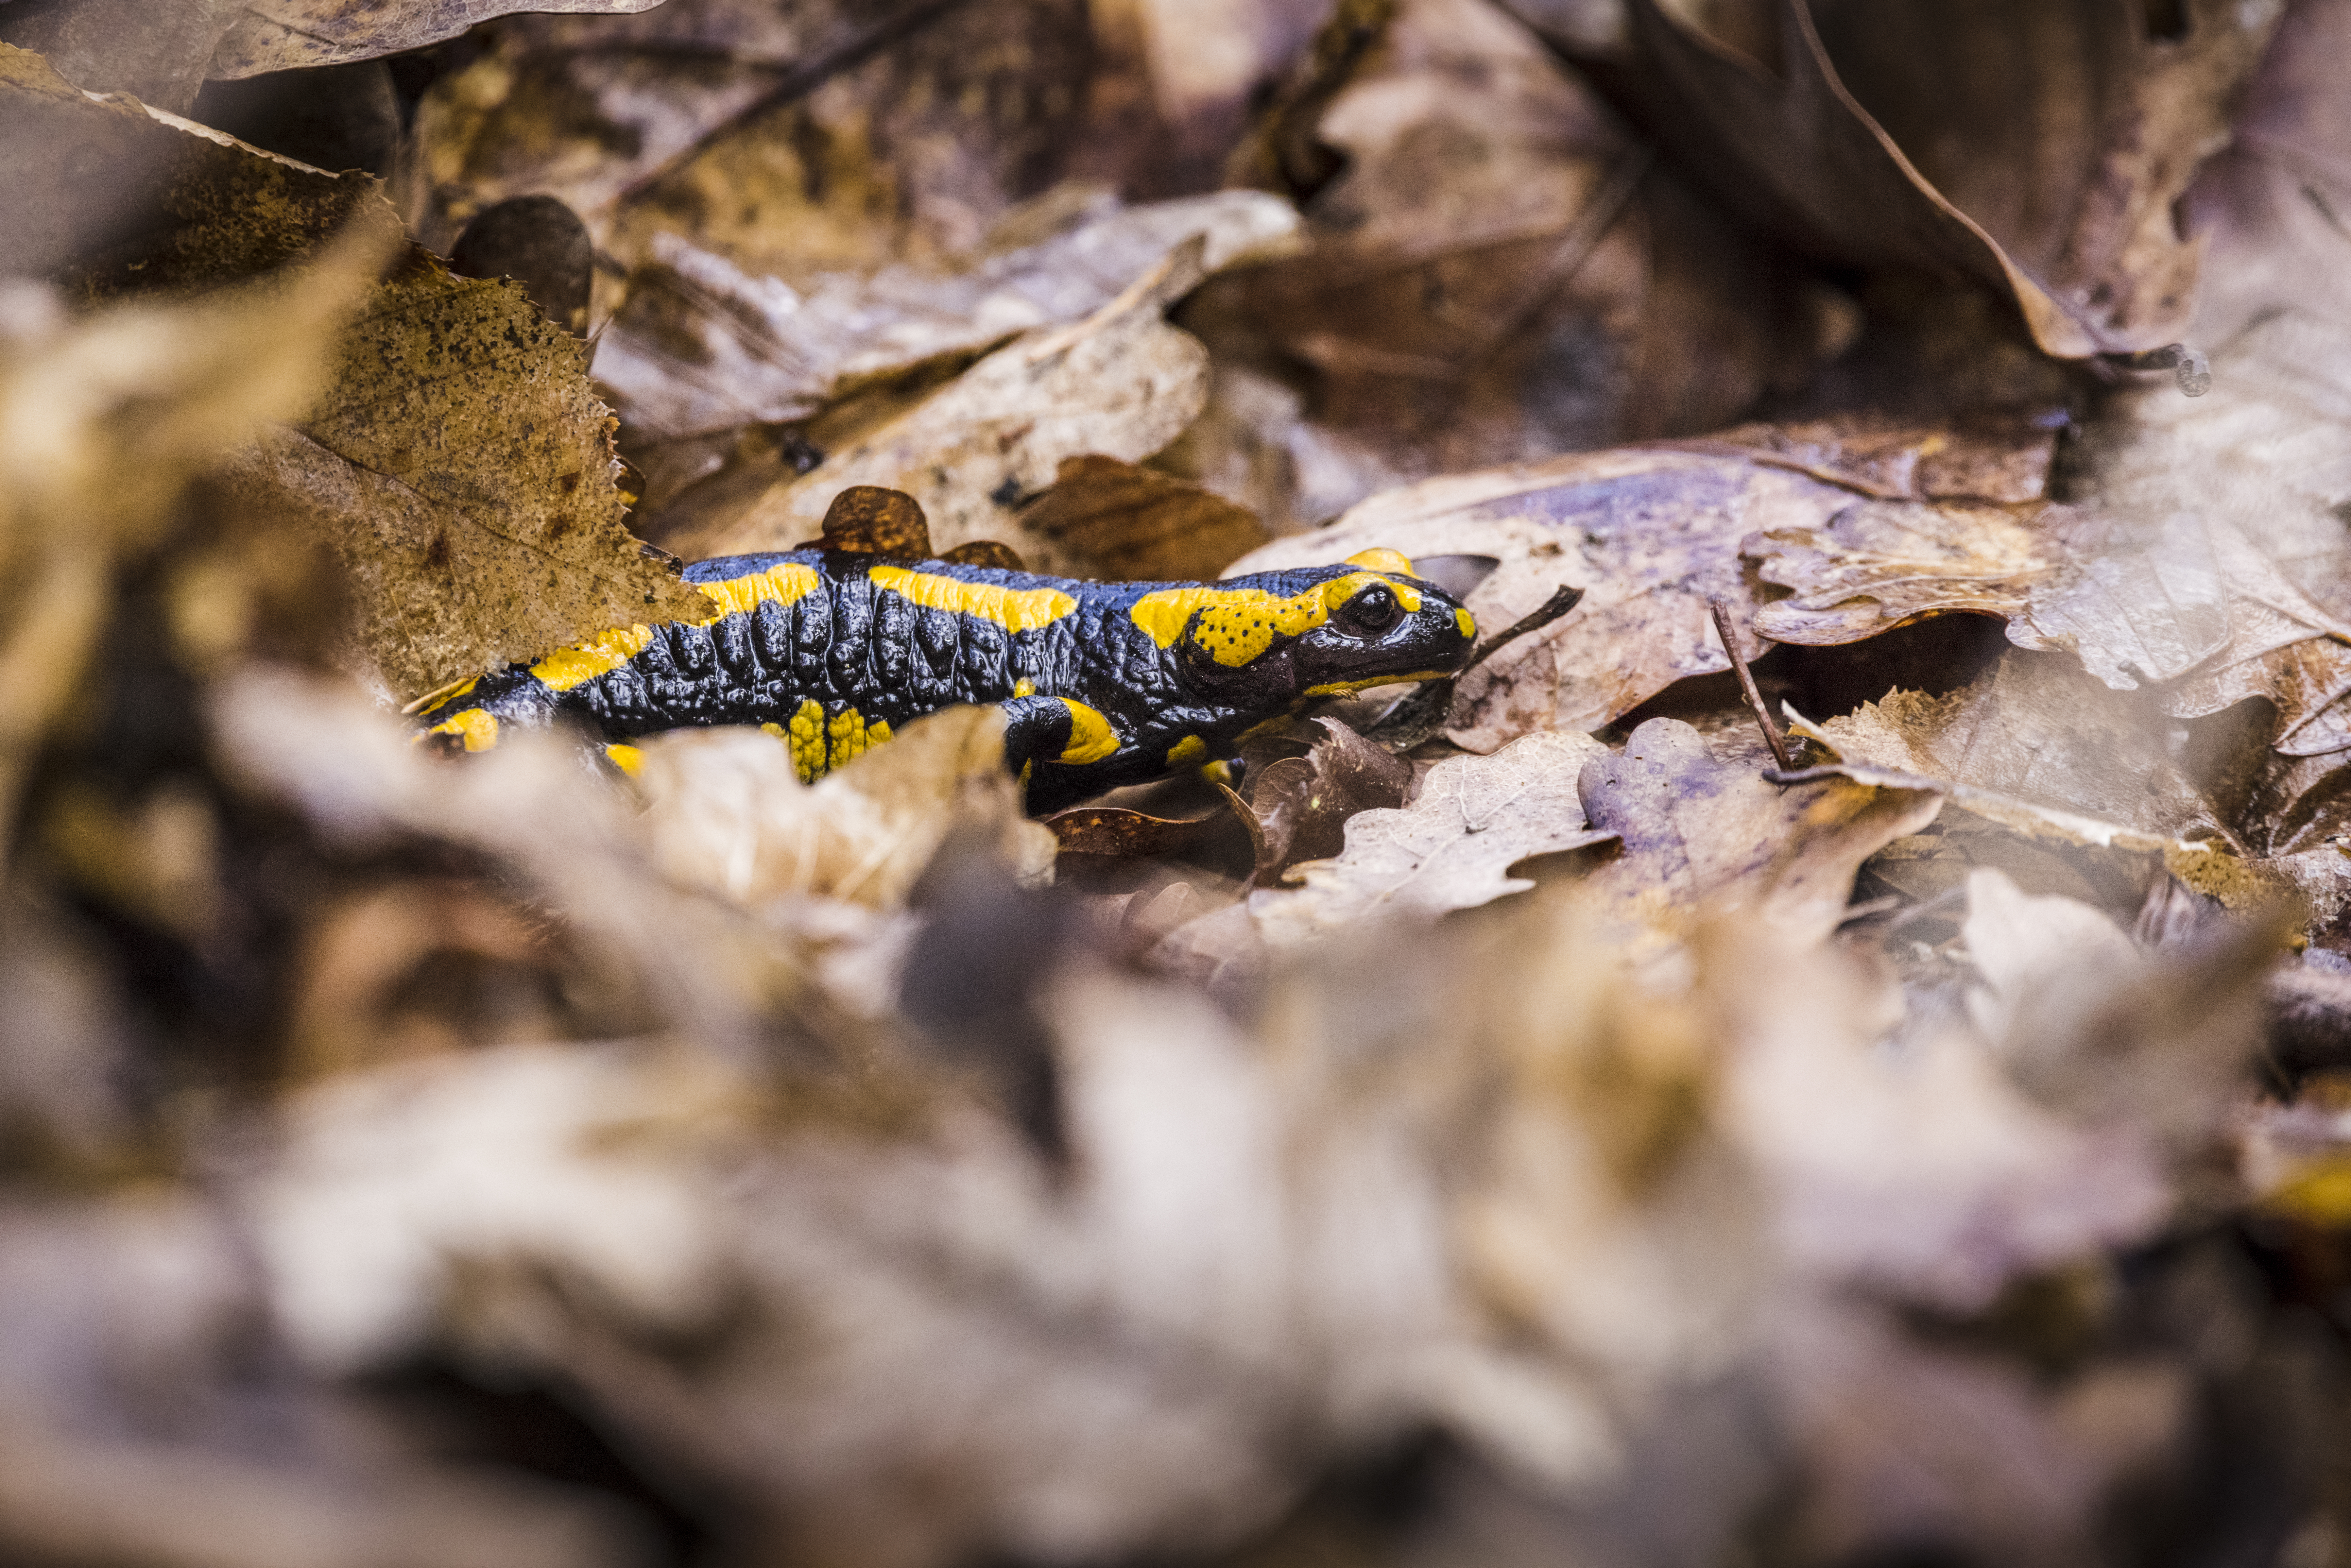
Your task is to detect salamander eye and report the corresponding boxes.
[1336,584,1403,636]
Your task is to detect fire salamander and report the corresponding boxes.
[412,520,1475,814]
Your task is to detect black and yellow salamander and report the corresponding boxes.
[412,513,1476,814]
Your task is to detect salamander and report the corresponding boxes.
[411,512,1476,814]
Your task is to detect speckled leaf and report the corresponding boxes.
[1251,729,1615,943]
[1747,498,2054,644]
[228,254,709,701]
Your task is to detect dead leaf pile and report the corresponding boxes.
[7,3,2351,1567]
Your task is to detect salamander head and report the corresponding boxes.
[1128,548,1476,710]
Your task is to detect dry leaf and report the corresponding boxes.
[1013,454,1271,581]
[1696,410,2059,505]
[1803,650,2215,842]
[1570,718,1944,962]
[1236,717,1412,885]
[1187,0,1788,520]
[208,0,671,78]
[1250,730,1615,943]
[594,190,1298,440]
[636,711,1057,912]
[1598,0,2279,358]
[226,251,707,701]
[1747,498,2052,643]
[1229,447,1861,748]
[690,242,1216,566]
[403,0,1096,277]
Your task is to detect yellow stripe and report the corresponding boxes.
[423,707,500,752]
[603,742,645,776]
[1055,698,1121,765]
[532,624,653,692]
[1303,669,1450,696]
[690,561,823,622]
[1455,607,1477,639]
[867,564,1076,632]
[402,674,478,716]
[1129,572,1423,667]
[1165,735,1208,767]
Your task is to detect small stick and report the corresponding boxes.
[1710,599,1793,771]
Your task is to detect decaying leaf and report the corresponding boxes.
[1594,0,2280,358]
[227,252,708,701]
[691,242,1217,567]
[636,710,1057,912]
[1569,718,1944,961]
[1230,447,1862,748]
[594,190,1298,441]
[1251,730,1615,943]
[1697,410,2060,505]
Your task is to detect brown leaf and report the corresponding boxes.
[1570,718,1945,958]
[1230,447,1859,748]
[691,242,1217,566]
[1600,0,2278,358]
[208,0,670,78]
[593,190,1298,440]
[1014,454,1270,581]
[1747,498,2051,643]
[1696,410,2058,505]
[1188,0,1791,520]
[0,1,245,112]
[1044,805,1231,859]
[819,484,934,559]
[1240,717,1412,885]
[403,0,1097,278]
[1251,729,1615,943]
[226,251,707,702]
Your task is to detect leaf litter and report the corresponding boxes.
[6,3,2351,1567]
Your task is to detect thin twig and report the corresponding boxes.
[1710,598,1793,771]
[614,0,982,209]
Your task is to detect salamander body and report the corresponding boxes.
[413,544,1475,813]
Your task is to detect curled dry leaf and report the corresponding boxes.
[1570,719,1944,962]
[636,710,1057,912]
[1605,0,2280,358]
[594,190,1298,441]
[1230,447,1860,749]
[693,242,1216,567]
[1251,729,1615,944]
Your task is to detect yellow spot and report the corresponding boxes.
[1129,572,1423,667]
[690,561,823,622]
[533,623,653,692]
[603,742,645,777]
[424,707,500,752]
[1055,699,1121,765]
[402,674,478,717]
[1346,548,1415,576]
[1013,679,1036,697]
[1456,607,1477,639]
[1304,670,1451,697]
[1202,758,1237,788]
[1166,735,1208,768]
[828,707,893,768]
[767,702,895,783]
[868,564,1076,632]
[781,699,826,784]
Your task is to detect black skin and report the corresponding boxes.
[414,550,1476,814]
